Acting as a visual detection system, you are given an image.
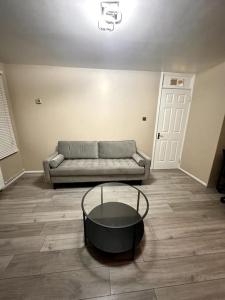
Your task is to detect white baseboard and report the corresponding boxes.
[4,169,25,189]
[24,170,44,174]
[179,167,207,186]
[1,169,44,190]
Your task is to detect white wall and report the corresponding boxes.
[181,61,225,185]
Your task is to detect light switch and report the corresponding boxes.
[142,116,147,121]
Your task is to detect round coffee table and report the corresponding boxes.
[81,182,149,259]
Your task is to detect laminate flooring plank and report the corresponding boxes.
[2,247,103,278]
[0,223,44,239]
[110,253,225,294]
[170,200,225,212]
[155,278,225,300]
[40,219,83,235]
[0,267,110,299]
[90,289,157,300]
[149,220,225,240]
[0,256,13,275]
[2,246,143,279]
[0,236,45,255]
[40,232,84,251]
[19,210,82,223]
[142,234,225,261]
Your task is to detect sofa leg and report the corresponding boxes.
[53,183,56,189]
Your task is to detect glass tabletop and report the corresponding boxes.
[81,182,149,228]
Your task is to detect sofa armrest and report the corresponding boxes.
[43,152,58,183]
[136,149,151,179]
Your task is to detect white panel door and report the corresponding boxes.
[153,88,191,169]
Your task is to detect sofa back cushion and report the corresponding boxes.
[99,140,136,158]
[58,141,98,159]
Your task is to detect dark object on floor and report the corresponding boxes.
[217,149,225,203]
[81,182,149,259]
[217,149,225,192]
[53,180,143,189]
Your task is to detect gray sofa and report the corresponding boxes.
[43,140,151,186]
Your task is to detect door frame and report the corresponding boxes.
[151,72,195,170]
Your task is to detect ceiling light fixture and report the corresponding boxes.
[98,1,122,31]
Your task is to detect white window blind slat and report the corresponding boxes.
[0,73,18,160]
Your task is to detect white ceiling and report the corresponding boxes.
[0,0,225,73]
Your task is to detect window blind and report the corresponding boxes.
[0,73,18,160]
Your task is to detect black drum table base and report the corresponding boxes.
[83,202,144,257]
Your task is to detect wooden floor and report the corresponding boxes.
[0,169,225,299]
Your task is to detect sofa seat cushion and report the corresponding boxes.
[49,159,144,176]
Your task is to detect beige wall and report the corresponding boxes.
[181,62,225,185]
[0,63,24,182]
[5,64,160,170]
